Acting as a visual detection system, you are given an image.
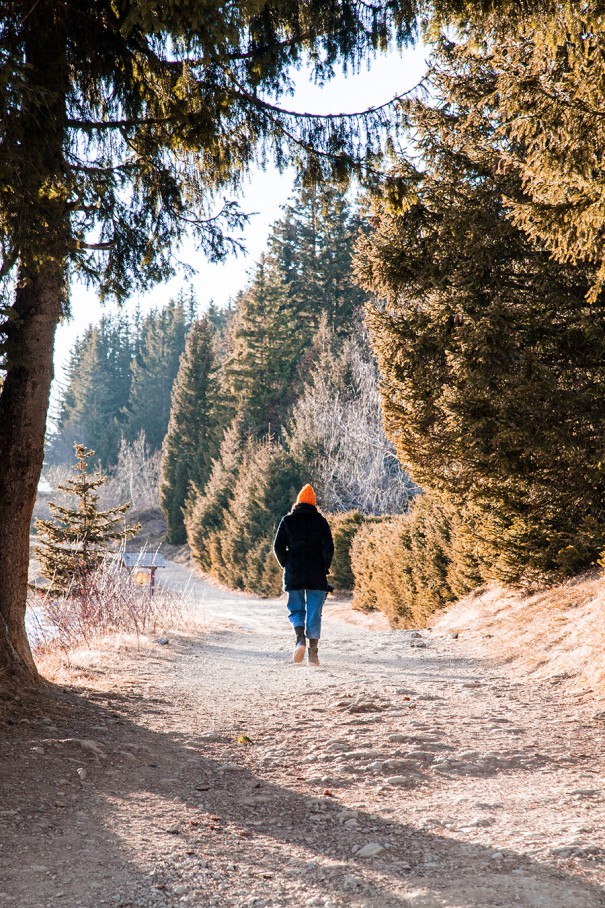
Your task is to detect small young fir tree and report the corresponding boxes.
[35,445,140,596]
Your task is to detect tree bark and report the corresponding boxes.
[0,270,64,687]
[0,1,68,689]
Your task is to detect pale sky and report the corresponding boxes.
[53,43,428,398]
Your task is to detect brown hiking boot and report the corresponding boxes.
[293,627,306,664]
[308,639,320,666]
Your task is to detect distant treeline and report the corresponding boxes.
[49,184,413,598]
[48,289,223,467]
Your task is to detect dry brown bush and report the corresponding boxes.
[98,433,161,513]
[28,553,186,654]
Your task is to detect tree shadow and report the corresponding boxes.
[2,680,603,908]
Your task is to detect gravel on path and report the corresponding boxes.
[2,565,605,908]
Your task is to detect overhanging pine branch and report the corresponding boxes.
[76,240,115,251]
[222,72,426,122]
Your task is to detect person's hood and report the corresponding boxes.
[291,502,318,514]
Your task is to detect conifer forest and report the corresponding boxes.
[1,2,605,680]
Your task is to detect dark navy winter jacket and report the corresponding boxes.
[273,503,334,591]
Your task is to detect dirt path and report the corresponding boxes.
[3,566,605,908]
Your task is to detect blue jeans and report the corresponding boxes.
[287,590,326,639]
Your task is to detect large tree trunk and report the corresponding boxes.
[0,270,64,686]
[0,1,68,689]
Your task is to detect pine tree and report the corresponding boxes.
[218,437,301,595]
[125,294,194,450]
[427,5,605,302]
[206,301,230,338]
[184,417,246,574]
[356,46,605,582]
[269,183,367,337]
[217,188,370,444]
[35,445,139,597]
[161,317,222,544]
[222,257,304,435]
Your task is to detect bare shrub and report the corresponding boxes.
[43,462,72,495]
[28,551,185,653]
[34,463,72,520]
[99,432,161,513]
[205,436,300,597]
[286,328,414,515]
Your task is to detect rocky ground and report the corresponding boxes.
[2,566,605,908]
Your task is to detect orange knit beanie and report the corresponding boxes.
[296,484,317,506]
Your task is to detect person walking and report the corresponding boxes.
[273,484,334,665]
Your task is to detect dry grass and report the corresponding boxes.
[35,632,159,686]
[433,571,605,700]
[28,553,203,678]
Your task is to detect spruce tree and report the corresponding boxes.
[35,445,139,597]
[161,317,222,544]
[356,47,605,582]
[269,183,368,337]
[218,437,301,596]
[222,257,304,435]
[126,295,193,450]
[206,301,230,339]
[428,5,605,302]
[184,417,246,574]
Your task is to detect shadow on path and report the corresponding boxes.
[2,674,603,908]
